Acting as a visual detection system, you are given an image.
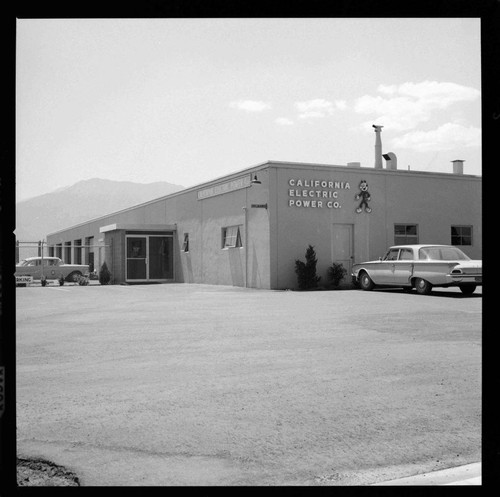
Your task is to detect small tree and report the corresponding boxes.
[295,245,321,290]
[327,262,347,287]
[99,261,112,285]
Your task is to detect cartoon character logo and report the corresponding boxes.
[355,180,372,213]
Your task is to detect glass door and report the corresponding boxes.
[126,235,174,282]
[126,236,147,281]
[148,236,174,281]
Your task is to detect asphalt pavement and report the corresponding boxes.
[16,283,482,486]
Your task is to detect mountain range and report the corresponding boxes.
[15,178,185,243]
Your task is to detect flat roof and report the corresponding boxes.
[47,160,481,237]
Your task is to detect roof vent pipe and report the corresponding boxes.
[383,152,398,170]
[372,125,383,169]
[452,159,464,175]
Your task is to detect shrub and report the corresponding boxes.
[99,262,112,285]
[58,275,65,286]
[295,245,321,290]
[77,275,90,286]
[327,262,347,287]
[41,276,47,287]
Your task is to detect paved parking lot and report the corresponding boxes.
[16,284,482,486]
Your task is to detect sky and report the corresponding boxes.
[16,18,481,201]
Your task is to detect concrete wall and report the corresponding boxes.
[47,161,481,290]
[270,163,481,290]
[47,167,272,287]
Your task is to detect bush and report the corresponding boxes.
[98,262,112,285]
[327,262,347,287]
[58,275,65,286]
[295,245,321,290]
[41,276,47,287]
[77,275,90,286]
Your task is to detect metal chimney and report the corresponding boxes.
[372,125,383,169]
[451,159,464,175]
[383,152,398,170]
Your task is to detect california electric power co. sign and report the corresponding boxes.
[288,178,351,209]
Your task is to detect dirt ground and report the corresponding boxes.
[15,283,481,486]
[17,458,79,486]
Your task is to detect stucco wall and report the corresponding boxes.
[270,163,481,290]
[47,161,481,290]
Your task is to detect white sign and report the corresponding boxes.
[16,275,33,284]
[288,178,350,209]
[198,175,251,200]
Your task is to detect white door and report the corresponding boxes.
[331,224,354,277]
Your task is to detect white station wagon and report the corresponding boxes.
[352,244,482,295]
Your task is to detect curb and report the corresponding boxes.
[372,463,481,486]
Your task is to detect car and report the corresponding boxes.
[15,256,89,285]
[351,244,482,295]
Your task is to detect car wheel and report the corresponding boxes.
[415,278,432,295]
[67,271,82,282]
[459,284,477,295]
[359,271,375,291]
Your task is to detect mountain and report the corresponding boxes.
[15,178,185,242]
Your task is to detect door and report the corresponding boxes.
[376,247,400,284]
[148,236,174,280]
[392,247,414,285]
[331,224,353,278]
[126,236,148,281]
[126,235,174,282]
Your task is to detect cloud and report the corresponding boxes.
[295,99,346,119]
[275,117,294,126]
[229,100,272,112]
[390,122,481,152]
[355,81,480,131]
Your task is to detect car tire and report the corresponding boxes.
[66,271,82,282]
[359,271,375,291]
[415,278,432,295]
[459,284,477,295]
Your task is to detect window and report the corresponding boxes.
[399,248,414,260]
[394,224,418,245]
[74,239,82,264]
[182,233,189,253]
[222,225,243,248]
[64,242,72,264]
[383,248,400,261]
[451,226,472,246]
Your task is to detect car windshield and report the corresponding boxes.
[418,246,470,261]
[17,260,31,266]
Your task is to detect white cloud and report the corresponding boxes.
[229,100,272,112]
[355,81,480,131]
[334,99,347,110]
[294,98,346,119]
[391,122,481,152]
[275,117,294,126]
[378,81,480,107]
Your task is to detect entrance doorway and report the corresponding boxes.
[126,235,174,282]
[331,224,354,276]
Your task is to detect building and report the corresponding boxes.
[46,154,481,290]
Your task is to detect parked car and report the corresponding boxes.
[15,256,89,284]
[351,244,481,295]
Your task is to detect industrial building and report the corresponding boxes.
[46,128,481,289]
